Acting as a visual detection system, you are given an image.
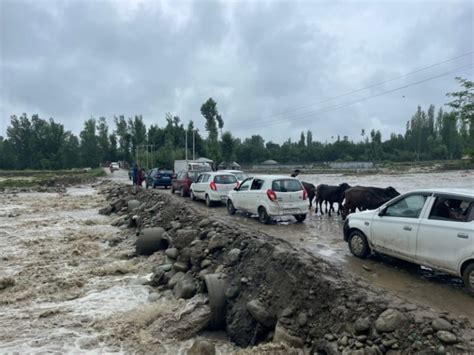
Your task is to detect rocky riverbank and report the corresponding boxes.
[99,181,474,354]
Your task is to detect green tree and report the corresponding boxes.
[80,118,100,167]
[200,98,223,162]
[221,131,235,162]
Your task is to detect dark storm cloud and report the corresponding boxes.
[1,0,472,143]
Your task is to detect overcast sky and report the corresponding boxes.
[1,0,472,144]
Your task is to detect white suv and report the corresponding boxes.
[227,175,308,224]
[343,188,474,294]
[190,172,238,207]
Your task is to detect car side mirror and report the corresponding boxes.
[234,187,239,191]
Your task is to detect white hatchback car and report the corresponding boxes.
[190,172,239,207]
[227,175,308,224]
[218,170,248,183]
[343,188,474,294]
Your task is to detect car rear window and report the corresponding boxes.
[159,170,173,175]
[214,175,237,184]
[272,179,303,192]
[187,171,199,181]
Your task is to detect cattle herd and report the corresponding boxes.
[301,182,400,219]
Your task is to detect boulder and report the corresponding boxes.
[165,248,179,259]
[375,309,407,333]
[186,340,216,355]
[226,248,241,266]
[173,262,190,273]
[354,316,371,334]
[209,234,229,252]
[174,274,197,299]
[273,322,304,349]
[174,229,197,249]
[127,199,140,212]
[437,331,457,344]
[246,299,276,328]
[432,318,453,331]
[168,272,185,289]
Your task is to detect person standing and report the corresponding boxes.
[132,163,138,186]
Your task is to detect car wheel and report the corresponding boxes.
[190,190,196,201]
[348,230,370,258]
[258,207,270,224]
[462,263,474,295]
[180,188,186,197]
[227,200,236,215]
[205,194,213,207]
[294,214,306,223]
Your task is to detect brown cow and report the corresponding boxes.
[341,186,400,219]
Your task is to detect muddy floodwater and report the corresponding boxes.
[1,169,473,353]
[176,170,474,324]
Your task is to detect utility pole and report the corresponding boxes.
[185,129,188,166]
[193,129,196,161]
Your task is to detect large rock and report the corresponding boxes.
[375,309,407,333]
[432,318,453,331]
[165,248,179,259]
[186,340,216,355]
[168,271,184,289]
[127,199,139,212]
[437,330,457,344]
[174,229,197,249]
[174,274,197,299]
[273,322,304,349]
[354,316,371,334]
[208,234,229,252]
[226,248,241,266]
[246,299,276,328]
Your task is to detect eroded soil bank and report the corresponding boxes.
[98,181,474,354]
[1,179,473,354]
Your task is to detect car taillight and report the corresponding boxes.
[210,181,217,191]
[303,189,308,200]
[267,189,277,202]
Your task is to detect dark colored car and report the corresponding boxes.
[171,170,200,197]
[145,168,174,189]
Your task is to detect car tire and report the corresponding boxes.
[180,188,186,197]
[462,263,474,295]
[227,200,236,215]
[348,230,370,258]
[294,214,306,223]
[205,194,213,208]
[258,207,270,224]
[190,190,196,201]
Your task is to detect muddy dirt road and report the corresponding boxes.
[156,170,474,324]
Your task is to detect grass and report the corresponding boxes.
[0,168,106,188]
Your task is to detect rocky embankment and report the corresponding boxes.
[99,181,474,354]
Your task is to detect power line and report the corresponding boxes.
[242,63,473,129]
[230,51,473,127]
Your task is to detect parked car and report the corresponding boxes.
[171,170,201,197]
[343,188,474,294]
[218,170,248,183]
[227,175,308,224]
[190,172,238,207]
[145,168,174,189]
[110,162,119,171]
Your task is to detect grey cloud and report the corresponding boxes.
[1,0,472,143]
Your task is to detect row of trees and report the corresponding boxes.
[0,78,472,170]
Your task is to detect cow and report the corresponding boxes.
[341,186,400,220]
[315,183,351,216]
[301,181,317,210]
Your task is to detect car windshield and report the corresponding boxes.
[272,179,303,192]
[188,171,199,181]
[214,175,237,184]
[232,172,247,180]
